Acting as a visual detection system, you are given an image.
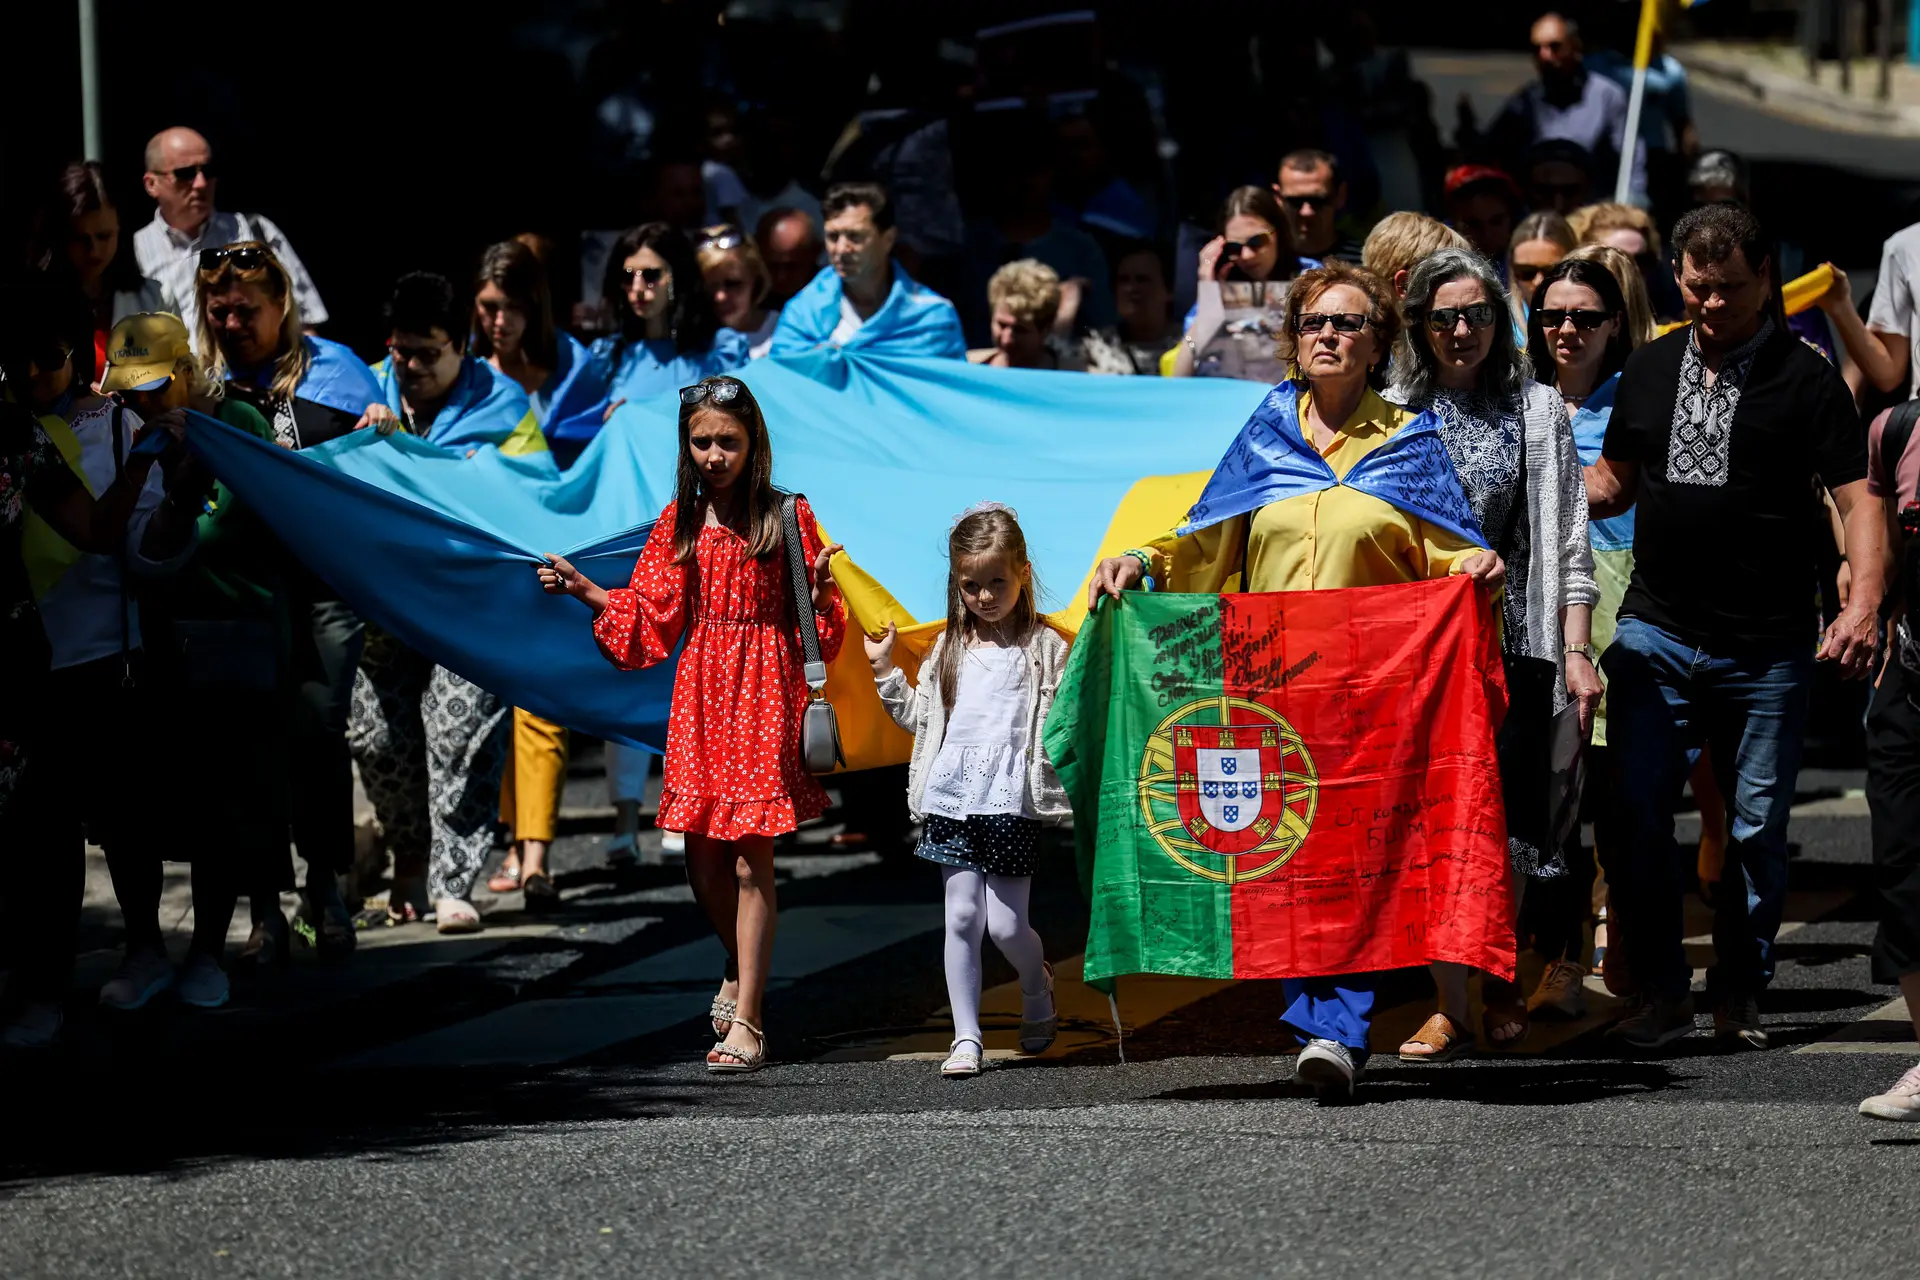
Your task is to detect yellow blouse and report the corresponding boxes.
[1143,388,1482,593]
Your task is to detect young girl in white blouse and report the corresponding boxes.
[865,504,1071,1077]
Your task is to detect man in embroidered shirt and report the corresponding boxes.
[1463,11,1647,206]
[134,127,328,340]
[1585,203,1884,1055]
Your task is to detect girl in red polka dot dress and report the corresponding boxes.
[536,376,845,1073]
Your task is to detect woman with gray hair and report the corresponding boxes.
[1388,246,1601,1059]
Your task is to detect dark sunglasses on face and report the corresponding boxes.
[625,266,667,285]
[168,162,217,185]
[1425,303,1499,332]
[390,340,450,366]
[1222,233,1272,258]
[1294,312,1369,335]
[680,380,742,406]
[1279,193,1331,212]
[29,341,73,374]
[198,244,271,275]
[1536,308,1616,331]
[1510,263,1549,285]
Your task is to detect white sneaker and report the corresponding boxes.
[1295,1038,1358,1100]
[176,954,230,1010]
[1860,1061,1920,1122]
[659,830,686,865]
[1528,959,1589,1020]
[99,947,175,1011]
[0,1002,62,1049]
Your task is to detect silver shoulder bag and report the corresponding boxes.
[780,493,845,774]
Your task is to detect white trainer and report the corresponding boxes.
[1860,1062,1920,1122]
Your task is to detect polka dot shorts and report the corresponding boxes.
[915,813,1042,877]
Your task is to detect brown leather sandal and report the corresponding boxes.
[1399,1011,1472,1062]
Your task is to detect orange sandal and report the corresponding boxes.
[1399,1012,1472,1062]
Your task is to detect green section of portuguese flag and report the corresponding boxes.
[1044,592,1234,984]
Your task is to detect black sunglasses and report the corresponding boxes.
[1510,263,1550,285]
[1425,303,1499,332]
[1293,312,1369,335]
[1536,308,1616,331]
[680,380,742,406]
[198,244,271,274]
[1222,233,1273,258]
[624,266,667,285]
[1279,192,1332,211]
[167,162,217,185]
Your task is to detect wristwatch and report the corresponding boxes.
[1564,642,1597,662]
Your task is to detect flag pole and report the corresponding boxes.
[1614,0,1660,204]
[79,0,103,161]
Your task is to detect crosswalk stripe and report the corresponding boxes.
[1794,997,1918,1054]
[332,904,942,1069]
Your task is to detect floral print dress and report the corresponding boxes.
[0,405,82,815]
[591,497,845,840]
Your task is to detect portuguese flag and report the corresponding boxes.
[1044,575,1516,984]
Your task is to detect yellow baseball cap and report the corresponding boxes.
[99,312,194,393]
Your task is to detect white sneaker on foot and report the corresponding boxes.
[659,830,686,864]
[1860,1062,1920,1122]
[176,954,231,1010]
[0,1002,62,1049]
[99,947,175,1011]
[1295,1038,1358,1100]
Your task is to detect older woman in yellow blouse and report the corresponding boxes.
[1086,262,1504,1102]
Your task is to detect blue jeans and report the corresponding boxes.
[1281,974,1380,1068]
[1602,617,1812,1002]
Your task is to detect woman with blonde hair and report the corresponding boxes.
[697,225,781,359]
[1361,212,1471,299]
[1566,243,1657,346]
[970,259,1080,370]
[1569,202,1679,321]
[198,242,382,961]
[1505,211,1578,330]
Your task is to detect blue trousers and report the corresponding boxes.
[1601,616,1812,1002]
[1281,974,1380,1067]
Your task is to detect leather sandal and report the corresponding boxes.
[1482,979,1530,1048]
[706,1017,767,1074]
[1399,1011,1472,1062]
[486,862,522,895]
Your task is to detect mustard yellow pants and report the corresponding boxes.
[498,709,569,843]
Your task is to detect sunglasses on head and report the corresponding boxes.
[1293,312,1369,335]
[198,244,272,276]
[1222,233,1272,257]
[1425,303,1499,332]
[624,265,667,285]
[698,226,746,252]
[680,380,742,406]
[167,162,217,185]
[1536,308,1616,331]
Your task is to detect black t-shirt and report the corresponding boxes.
[1602,323,1867,646]
[224,383,362,450]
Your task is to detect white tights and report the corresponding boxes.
[941,866,1049,1045]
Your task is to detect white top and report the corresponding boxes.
[38,402,196,670]
[1869,220,1920,398]
[921,645,1033,820]
[133,208,329,342]
[740,309,781,361]
[830,294,864,346]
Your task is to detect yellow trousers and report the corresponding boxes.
[498,709,569,842]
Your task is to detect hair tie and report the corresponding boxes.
[951,500,1019,530]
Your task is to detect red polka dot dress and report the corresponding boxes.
[591,498,845,839]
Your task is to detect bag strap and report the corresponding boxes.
[1881,399,1920,500]
[780,493,827,694]
[110,404,134,688]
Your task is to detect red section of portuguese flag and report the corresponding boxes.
[1046,575,1516,985]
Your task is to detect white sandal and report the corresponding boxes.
[1019,961,1058,1055]
[434,898,483,935]
[941,1037,984,1078]
[707,1017,767,1074]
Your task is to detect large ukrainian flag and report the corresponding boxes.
[185,349,1268,764]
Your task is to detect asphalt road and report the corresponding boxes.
[1,744,1911,1279]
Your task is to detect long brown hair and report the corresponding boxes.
[195,240,308,401]
[671,376,782,564]
[471,239,559,368]
[936,506,1041,713]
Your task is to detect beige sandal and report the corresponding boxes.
[434,898,483,935]
[709,995,737,1039]
[1399,1011,1472,1062]
[706,1017,767,1074]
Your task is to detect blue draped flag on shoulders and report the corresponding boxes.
[1179,380,1488,547]
[283,335,382,417]
[373,355,549,461]
[769,264,966,359]
[530,333,605,430]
